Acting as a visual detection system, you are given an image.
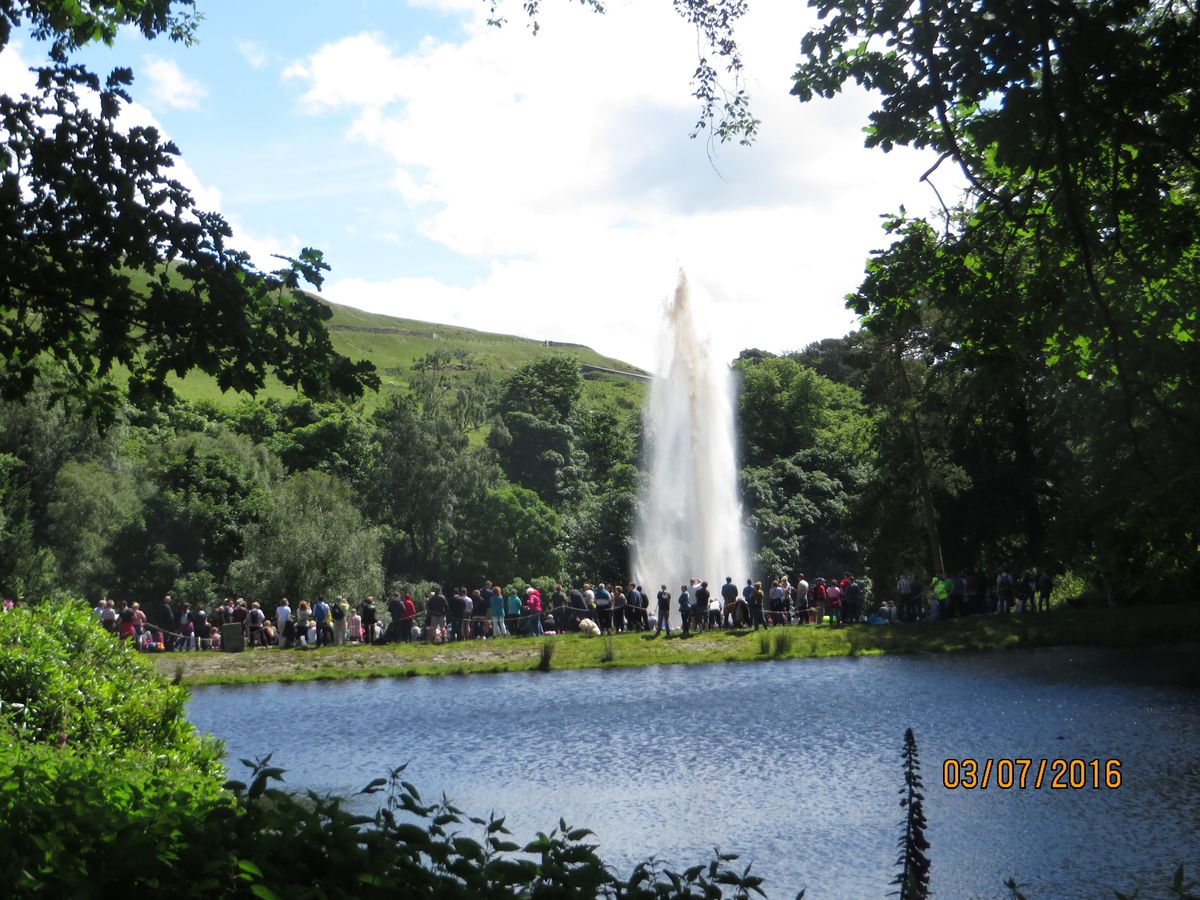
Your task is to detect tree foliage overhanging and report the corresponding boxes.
[786,0,1200,597]
[0,0,378,424]
[2,0,1199,605]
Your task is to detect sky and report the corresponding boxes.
[1,0,960,371]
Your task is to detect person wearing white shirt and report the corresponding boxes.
[276,598,292,648]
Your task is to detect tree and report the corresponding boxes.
[733,353,875,578]
[369,395,498,578]
[496,356,582,424]
[793,0,1200,595]
[230,470,383,601]
[264,399,377,492]
[1,1,377,422]
[457,485,564,585]
[489,357,587,507]
[45,459,141,597]
[563,477,637,585]
[894,728,931,900]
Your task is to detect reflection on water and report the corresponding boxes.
[189,646,1200,898]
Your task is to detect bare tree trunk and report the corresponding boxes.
[894,340,946,575]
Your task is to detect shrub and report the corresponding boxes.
[536,639,554,672]
[0,601,221,771]
[772,630,793,658]
[0,735,236,895]
[600,635,615,663]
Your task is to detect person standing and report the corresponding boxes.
[689,581,711,629]
[550,584,568,633]
[995,571,1014,615]
[448,587,465,641]
[313,596,331,647]
[480,580,495,630]
[896,574,912,621]
[677,584,692,636]
[568,584,585,632]
[749,581,766,630]
[426,588,448,641]
[593,583,613,634]
[192,605,209,650]
[582,583,596,625]
[1037,570,1054,612]
[844,576,863,624]
[276,598,292,647]
[826,581,842,625]
[779,576,793,624]
[811,578,827,622]
[655,584,672,636]
[360,595,377,644]
[721,577,739,628]
[611,585,626,633]
[386,592,405,642]
[768,580,784,626]
[505,586,522,636]
[626,583,643,631]
[402,593,417,642]
[332,595,348,645]
[247,602,265,647]
[175,602,193,651]
[116,601,136,641]
[293,601,311,646]
[795,574,811,624]
[489,583,508,636]
[527,587,544,636]
[471,589,488,638]
[706,585,722,629]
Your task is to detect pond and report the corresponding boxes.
[188,645,1200,898]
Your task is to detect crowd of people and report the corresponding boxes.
[87,566,1056,651]
[898,569,1057,621]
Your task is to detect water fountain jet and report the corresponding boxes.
[632,274,750,616]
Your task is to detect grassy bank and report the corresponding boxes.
[155,604,1200,686]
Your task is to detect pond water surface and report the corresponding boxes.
[188,645,1200,899]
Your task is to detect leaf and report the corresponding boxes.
[359,777,387,794]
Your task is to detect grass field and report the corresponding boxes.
[156,604,1200,686]
[165,299,649,415]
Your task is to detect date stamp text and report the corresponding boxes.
[941,758,1122,790]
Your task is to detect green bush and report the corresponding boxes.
[0,735,236,895]
[0,601,221,771]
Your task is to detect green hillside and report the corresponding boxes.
[168,299,650,416]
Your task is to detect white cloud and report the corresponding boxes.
[142,56,207,109]
[2,41,291,273]
[294,0,961,369]
[236,39,270,70]
[0,41,38,95]
[226,224,306,272]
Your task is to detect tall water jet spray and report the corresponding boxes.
[633,274,750,611]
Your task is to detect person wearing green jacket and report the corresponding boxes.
[505,588,523,636]
[931,574,951,619]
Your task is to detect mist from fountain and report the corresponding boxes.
[632,274,750,611]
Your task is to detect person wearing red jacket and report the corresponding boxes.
[526,587,544,636]
[402,593,417,642]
